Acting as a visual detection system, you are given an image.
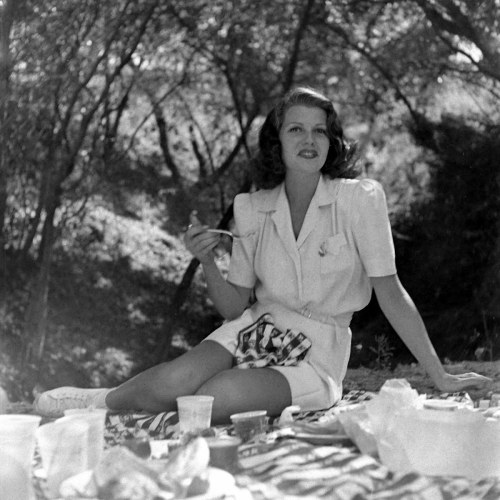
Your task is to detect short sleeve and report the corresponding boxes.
[227,193,259,288]
[352,179,397,277]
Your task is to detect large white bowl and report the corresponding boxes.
[378,408,500,479]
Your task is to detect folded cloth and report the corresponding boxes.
[234,313,312,369]
[106,411,179,442]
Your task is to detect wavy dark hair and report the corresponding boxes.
[252,86,360,189]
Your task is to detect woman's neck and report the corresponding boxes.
[284,172,321,239]
[284,172,321,209]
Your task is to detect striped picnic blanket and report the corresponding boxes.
[236,439,500,500]
[102,390,500,499]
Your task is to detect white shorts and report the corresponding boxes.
[203,302,352,411]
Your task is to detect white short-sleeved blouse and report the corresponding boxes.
[227,175,397,323]
[205,175,397,409]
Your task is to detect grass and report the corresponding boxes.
[345,360,500,399]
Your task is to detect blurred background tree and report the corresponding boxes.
[0,0,498,400]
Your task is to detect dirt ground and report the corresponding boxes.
[344,361,500,399]
[6,361,499,414]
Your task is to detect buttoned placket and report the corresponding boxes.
[270,181,321,305]
[266,177,341,310]
[298,180,342,315]
[269,191,305,302]
[295,200,320,304]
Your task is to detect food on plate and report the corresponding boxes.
[98,470,160,500]
[93,446,159,489]
[82,436,211,499]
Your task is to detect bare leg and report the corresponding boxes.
[106,340,233,412]
[195,368,292,424]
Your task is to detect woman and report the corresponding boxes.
[35,87,491,422]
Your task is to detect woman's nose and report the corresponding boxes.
[303,130,314,144]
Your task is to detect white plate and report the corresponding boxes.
[58,467,236,499]
[292,432,351,445]
[189,468,236,499]
[423,399,459,411]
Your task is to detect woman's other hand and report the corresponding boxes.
[434,371,493,400]
[184,215,220,265]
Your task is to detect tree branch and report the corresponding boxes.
[283,0,316,92]
[415,0,500,81]
[123,56,192,156]
[179,94,216,174]
[64,2,159,176]
[322,19,422,124]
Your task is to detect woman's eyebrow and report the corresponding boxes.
[284,121,326,126]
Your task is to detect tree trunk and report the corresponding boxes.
[282,0,316,92]
[24,181,59,367]
[151,100,183,184]
[0,0,14,305]
[21,160,52,258]
[189,125,209,180]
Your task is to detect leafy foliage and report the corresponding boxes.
[394,115,500,358]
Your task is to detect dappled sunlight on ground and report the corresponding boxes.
[84,204,189,283]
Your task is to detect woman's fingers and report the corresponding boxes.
[184,225,207,248]
[457,372,491,380]
[437,372,493,395]
[186,223,208,237]
[457,373,492,386]
[188,230,220,249]
[184,225,221,261]
[195,236,219,255]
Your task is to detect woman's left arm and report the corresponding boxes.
[371,274,492,394]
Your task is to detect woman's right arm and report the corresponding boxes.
[184,223,252,319]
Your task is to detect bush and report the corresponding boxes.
[395,115,500,358]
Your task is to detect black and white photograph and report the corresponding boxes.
[0,1,499,498]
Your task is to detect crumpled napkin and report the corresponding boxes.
[337,404,378,455]
[336,379,423,457]
[364,378,423,436]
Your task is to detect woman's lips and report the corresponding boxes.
[298,150,318,158]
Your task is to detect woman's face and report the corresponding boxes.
[279,105,330,176]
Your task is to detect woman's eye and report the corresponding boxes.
[289,126,302,132]
[315,128,327,135]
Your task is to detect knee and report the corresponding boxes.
[194,371,242,424]
[146,362,201,402]
[194,371,242,404]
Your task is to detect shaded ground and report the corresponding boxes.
[345,361,500,399]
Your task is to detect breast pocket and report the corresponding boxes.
[320,233,350,274]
